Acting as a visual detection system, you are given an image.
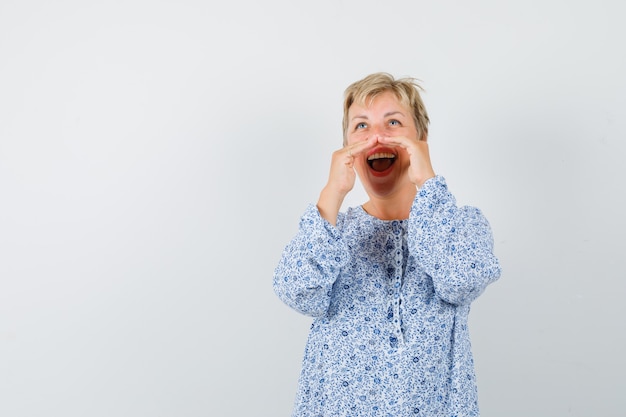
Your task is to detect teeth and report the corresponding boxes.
[367,153,396,161]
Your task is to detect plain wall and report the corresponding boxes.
[1,0,624,416]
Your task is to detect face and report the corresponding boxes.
[346,91,419,197]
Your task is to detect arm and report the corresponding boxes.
[408,176,501,306]
[273,204,349,317]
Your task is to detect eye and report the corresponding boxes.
[389,119,401,126]
[355,122,367,130]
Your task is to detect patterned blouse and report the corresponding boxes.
[273,176,501,417]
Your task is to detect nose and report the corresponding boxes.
[371,122,390,137]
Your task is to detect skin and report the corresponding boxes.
[317,91,436,225]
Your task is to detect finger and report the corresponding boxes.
[345,136,378,157]
[377,135,412,148]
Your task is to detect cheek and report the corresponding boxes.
[347,131,368,145]
[398,148,411,161]
[353,158,368,174]
[397,149,412,167]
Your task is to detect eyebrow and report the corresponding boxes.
[351,111,405,122]
[384,111,404,118]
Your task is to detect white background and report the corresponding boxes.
[1,1,625,416]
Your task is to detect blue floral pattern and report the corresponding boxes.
[274,176,501,416]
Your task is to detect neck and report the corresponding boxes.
[362,183,417,220]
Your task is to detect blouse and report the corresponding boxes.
[273,176,501,417]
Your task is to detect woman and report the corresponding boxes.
[273,72,501,416]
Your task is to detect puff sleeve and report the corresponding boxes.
[273,204,349,317]
[408,176,501,306]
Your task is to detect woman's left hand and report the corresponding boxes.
[378,135,436,188]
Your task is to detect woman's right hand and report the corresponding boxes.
[316,136,378,225]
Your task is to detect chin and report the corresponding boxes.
[365,177,399,195]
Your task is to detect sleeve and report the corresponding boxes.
[273,204,350,317]
[408,176,501,306]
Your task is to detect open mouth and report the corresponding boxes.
[367,152,396,172]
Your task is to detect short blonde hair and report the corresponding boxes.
[342,72,429,145]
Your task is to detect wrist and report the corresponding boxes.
[317,186,345,226]
[413,170,436,189]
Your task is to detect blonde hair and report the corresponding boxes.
[342,72,429,145]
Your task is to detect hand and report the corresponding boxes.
[327,136,379,197]
[378,135,435,188]
[317,136,378,225]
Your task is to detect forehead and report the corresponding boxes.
[348,90,409,116]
